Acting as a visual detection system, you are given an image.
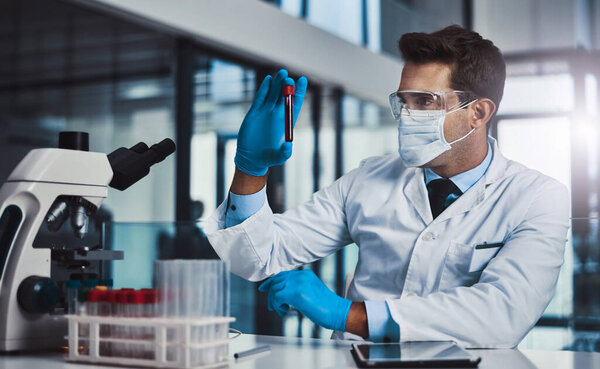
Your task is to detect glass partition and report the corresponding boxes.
[190,58,256,215]
[0,0,176,223]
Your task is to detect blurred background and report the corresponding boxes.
[1,0,600,352]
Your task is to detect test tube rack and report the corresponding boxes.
[66,314,236,369]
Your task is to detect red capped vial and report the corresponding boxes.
[283,85,295,142]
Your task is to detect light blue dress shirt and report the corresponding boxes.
[424,143,493,200]
[224,186,267,228]
[224,144,492,341]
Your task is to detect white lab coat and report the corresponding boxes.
[204,137,570,348]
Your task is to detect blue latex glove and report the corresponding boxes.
[258,270,352,332]
[234,69,308,176]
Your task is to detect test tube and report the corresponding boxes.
[283,85,295,142]
[211,261,218,317]
[142,288,158,339]
[153,261,166,317]
[129,290,146,359]
[105,289,118,357]
[189,260,204,365]
[78,279,97,318]
[166,261,179,361]
[140,289,158,360]
[78,288,88,315]
[179,260,192,318]
[86,289,101,316]
[96,288,109,316]
[141,289,158,319]
[224,261,230,317]
[77,288,89,342]
[107,289,118,317]
[167,261,178,318]
[129,290,145,323]
[218,261,224,317]
[66,280,81,314]
[115,289,132,357]
[88,289,107,355]
[211,261,220,363]
[190,260,204,365]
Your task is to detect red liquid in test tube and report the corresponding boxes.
[129,291,146,359]
[105,290,118,356]
[142,289,159,318]
[115,289,132,357]
[283,85,295,142]
[86,289,102,316]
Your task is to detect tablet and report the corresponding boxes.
[351,341,481,368]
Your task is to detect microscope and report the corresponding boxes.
[0,131,175,352]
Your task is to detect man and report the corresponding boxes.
[204,25,570,348]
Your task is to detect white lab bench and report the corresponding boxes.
[1,333,599,369]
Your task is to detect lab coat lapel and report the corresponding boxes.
[403,168,433,225]
[432,137,508,224]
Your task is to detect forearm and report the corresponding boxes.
[345,302,369,338]
[230,167,268,195]
[206,179,353,281]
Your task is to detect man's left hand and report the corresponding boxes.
[258,270,352,332]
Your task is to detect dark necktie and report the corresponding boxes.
[426,178,463,219]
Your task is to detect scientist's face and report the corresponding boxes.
[398,61,475,168]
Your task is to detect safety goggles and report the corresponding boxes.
[388,90,479,121]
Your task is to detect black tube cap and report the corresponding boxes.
[59,131,89,151]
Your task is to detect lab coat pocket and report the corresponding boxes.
[468,243,503,273]
[439,240,478,291]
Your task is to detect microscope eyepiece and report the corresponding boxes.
[148,138,176,165]
[107,138,176,191]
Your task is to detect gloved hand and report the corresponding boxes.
[258,270,352,332]
[234,69,308,176]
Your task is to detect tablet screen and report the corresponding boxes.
[354,341,476,363]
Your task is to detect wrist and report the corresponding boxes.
[335,298,353,332]
[230,167,268,195]
[344,302,368,338]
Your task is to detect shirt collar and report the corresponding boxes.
[424,143,492,193]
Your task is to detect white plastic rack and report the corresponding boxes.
[66,314,236,369]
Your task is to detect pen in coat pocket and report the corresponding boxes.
[475,242,504,250]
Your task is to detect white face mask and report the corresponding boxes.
[397,108,474,167]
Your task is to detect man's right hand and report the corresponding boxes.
[234,69,308,177]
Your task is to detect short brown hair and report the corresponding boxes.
[398,25,506,109]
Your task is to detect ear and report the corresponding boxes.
[469,98,496,129]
